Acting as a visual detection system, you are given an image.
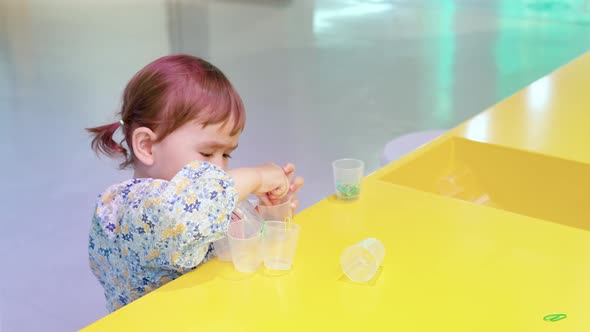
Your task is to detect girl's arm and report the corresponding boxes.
[135,161,289,273]
[228,163,289,202]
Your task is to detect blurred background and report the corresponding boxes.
[1,0,589,330]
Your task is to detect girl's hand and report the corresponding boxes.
[282,163,304,210]
[259,163,304,210]
[255,163,290,200]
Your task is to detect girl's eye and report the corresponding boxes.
[200,153,213,158]
[223,154,232,159]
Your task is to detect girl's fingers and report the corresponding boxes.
[291,198,300,211]
[258,194,273,206]
[283,163,295,176]
[290,176,304,193]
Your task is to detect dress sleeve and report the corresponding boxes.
[139,161,238,273]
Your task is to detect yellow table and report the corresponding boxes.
[82,53,590,331]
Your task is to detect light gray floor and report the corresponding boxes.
[1,0,589,330]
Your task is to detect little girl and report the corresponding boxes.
[86,54,303,312]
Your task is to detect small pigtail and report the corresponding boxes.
[86,122,127,159]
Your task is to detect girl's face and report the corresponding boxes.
[150,119,240,180]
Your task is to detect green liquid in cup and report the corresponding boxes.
[337,183,361,198]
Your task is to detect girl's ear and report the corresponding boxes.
[132,127,157,166]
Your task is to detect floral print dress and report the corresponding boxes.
[88,161,237,312]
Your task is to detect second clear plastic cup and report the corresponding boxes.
[228,220,262,273]
[215,200,263,262]
[262,221,301,270]
[333,159,364,201]
[258,198,293,222]
[213,237,232,262]
[340,238,385,283]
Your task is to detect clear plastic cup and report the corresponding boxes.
[262,221,301,270]
[258,197,293,222]
[215,200,263,262]
[333,159,364,201]
[213,237,232,261]
[233,199,263,224]
[247,195,260,209]
[340,238,385,283]
[227,219,263,272]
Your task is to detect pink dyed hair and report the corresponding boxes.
[87,54,245,168]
